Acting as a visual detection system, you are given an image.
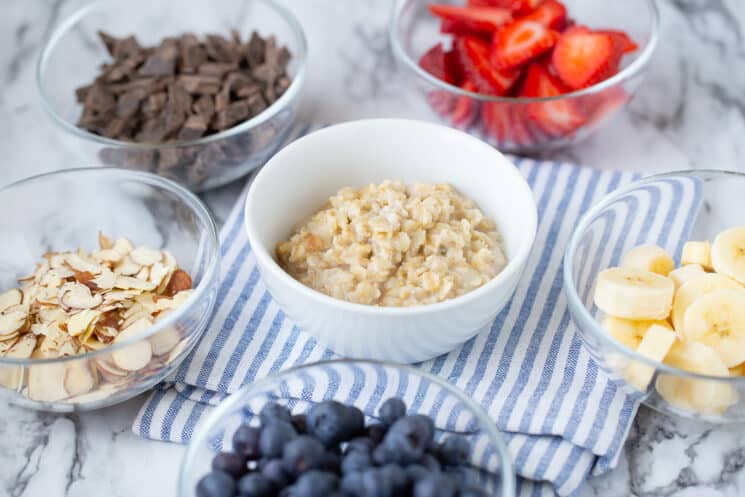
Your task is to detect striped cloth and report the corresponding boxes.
[133,153,702,497]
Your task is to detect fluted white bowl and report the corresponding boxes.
[244,119,537,362]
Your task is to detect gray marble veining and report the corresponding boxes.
[1,0,745,496]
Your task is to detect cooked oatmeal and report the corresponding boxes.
[276,181,508,306]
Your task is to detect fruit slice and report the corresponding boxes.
[682,289,745,367]
[467,0,543,14]
[596,29,639,54]
[520,62,586,136]
[671,273,742,334]
[429,4,513,37]
[669,264,705,289]
[450,80,480,129]
[551,26,621,89]
[681,240,712,270]
[594,267,675,320]
[620,244,675,276]
[711,227,745,285]
[523,0,567,30]
[656,341,737,414]
[455,37,523,95]
[602,316,673,350]
[624,324,677,391]
[490,19,559,69]
[419,44,458,84]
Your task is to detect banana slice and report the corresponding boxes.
[682,289,745,367]
[711,227,745,285]
[656,341,737,414]
[621,245,675,276]
[729,362,745,377]
[602,316,672,350]
[594,267,674,320]
[668,264,705,290]
[681,241,713,270]
[624,324,677,391]
[671,273,742,335]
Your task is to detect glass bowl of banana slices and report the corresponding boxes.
[0,168,219,411]
[565,170,745,422]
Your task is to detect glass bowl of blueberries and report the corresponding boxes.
[180,360,515,497]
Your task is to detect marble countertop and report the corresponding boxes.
[2,0,745,496]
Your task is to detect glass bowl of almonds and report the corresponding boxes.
[0,168,219,411]
[565,170,745,423]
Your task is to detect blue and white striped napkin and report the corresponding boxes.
[133,152,701,497]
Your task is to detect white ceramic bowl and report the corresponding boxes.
[244,119,537,362]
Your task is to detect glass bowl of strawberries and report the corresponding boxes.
[390,0,659,153]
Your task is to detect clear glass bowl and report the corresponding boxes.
[179,360,515,497]
[0,168,219,411]
[565,170,745,423]
[37,0,307,192]
[390,0,659,153]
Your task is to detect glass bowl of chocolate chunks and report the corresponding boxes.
[36,0,307,192]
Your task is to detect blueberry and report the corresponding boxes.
[371,443,396,466]
[381,415,434,464]
[341,450,372,475]
[378,398,406,426]
[283,435,326,476]
[233,425,262,459]
[366,424,387,445]
[211,451,248,478]
[294,470,340,497]
[438,436,470,466]
[308,401,362,446]
[196,470,236,497]
[260,420,297,458]
[322,451,341,473]
[379,465,407,495]
[421,454,441,473]
[405,464,431,484]
[238,473,274,497]
[344,437,375,455]
[413,474,457,497]
[341,472,364,497]
[292,414,308,434]
[358,467,405,497]
[459,485,488,497]
[260,403,292,426]
[261,459,291,489]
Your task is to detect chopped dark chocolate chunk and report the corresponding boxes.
[139,39,179,77]
[178,115,209,140]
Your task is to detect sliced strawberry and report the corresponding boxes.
[490,19,559,70]
[451,80,480,129]
[419,43,461,85]
[429,4,512,37]
[467,0,543,14]
[427,90,457,118]
[523,0,567,30]
[597,29,639,54]
[455,36,523,95]
[583,86,629,129]
[520,62,586,136]
[551,26,622,89]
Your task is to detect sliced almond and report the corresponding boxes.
[68,310,101,337]
[30,323,49,336]
[130,246,162,266]
[91,268,116,290]
[5,334,37,358]
[0,309,27,335]
[64,253,102,275]
[35,286,59,305]
[36,307,67,324]
[0,289,23,313]
[148,262,169,288]
[64,362,96,397]
[150,327,181,356]
[92,249,123,263]
[115,257,141,276]
[114,276,156,292]
[94,326,119,343]
[28,363,69,402]
[135,266,150,281]
[48,254,66,269]
[113,237,134,257]
[134,293,157,314]
[58,283,103,311]
[99,231,114,250]
[96,358,128,377]
[0,332,19,343]
[0,337,19,355]
[122,310,152,330]
[155,289,194,312]
[112,317,153,371]
[165,269,193,296]
[103,290,140,304]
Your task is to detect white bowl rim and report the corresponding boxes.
[0,167,220,365]
[178,359,517,497]
[244,118,538,316]
[564,169,745,383]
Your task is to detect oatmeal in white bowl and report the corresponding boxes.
[245,119,536,363]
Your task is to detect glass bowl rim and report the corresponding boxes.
[178,358,517,497]
[0,166,220,366]
[388,0,660,104]
[564,169,745,383]
[35,0,308,149]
